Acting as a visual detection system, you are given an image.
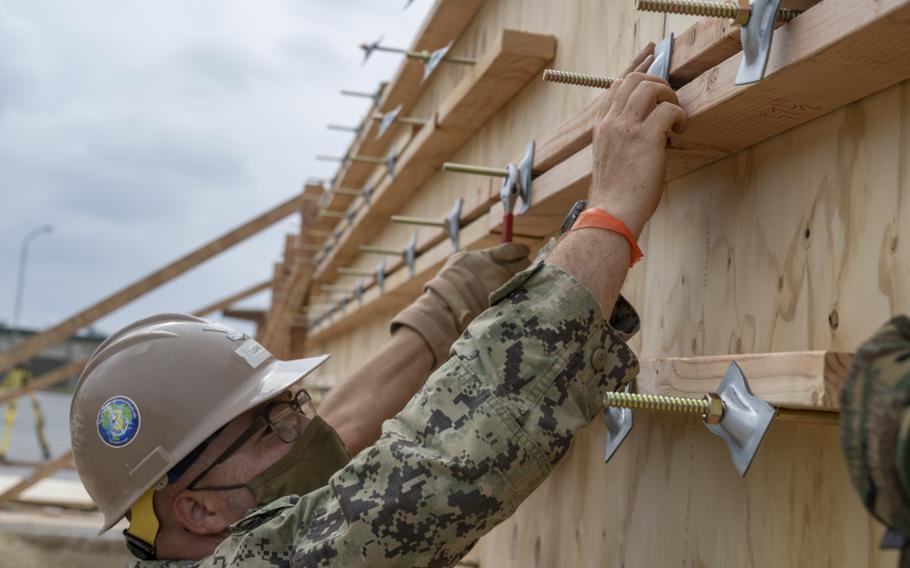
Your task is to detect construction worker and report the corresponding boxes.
[70,46,687,566]
[841,316,910,566]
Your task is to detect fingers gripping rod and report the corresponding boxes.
[542,33,674,89]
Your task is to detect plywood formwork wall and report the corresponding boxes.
[295,0,907,565]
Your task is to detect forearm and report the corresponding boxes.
[318,327,434,456]
[546,227,632,318]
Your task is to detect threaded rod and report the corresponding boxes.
[360,245,404,256]
[604,391,710,415]
[337,267,374,277]
[391,215,446,228]
[543,69,616,90]
[349,155,385,165]
[442,162,510,178]
[636,0,801,22]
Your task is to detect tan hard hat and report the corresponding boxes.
[69,313,329,533]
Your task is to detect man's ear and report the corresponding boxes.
[171,490,232,536]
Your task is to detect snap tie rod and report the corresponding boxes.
[391,215,445,228]
[340,89,376,98]
[407,50,476,65]
[316,154,386,166]
[337,267,375,277]
[318,210,346,219]
[360,245,404,257]
[542,69,617,90]
[327,124,362,134]
[340,87,384,106]
[372,112,428,127]
[636,0,801,25]
[361,43,476,65]
[442,163,510,178]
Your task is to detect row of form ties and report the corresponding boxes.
[305,0,806,324]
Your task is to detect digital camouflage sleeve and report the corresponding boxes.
[841,315,910,543]
[135,245,640,568]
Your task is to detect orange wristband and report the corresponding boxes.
[570,208,644,266]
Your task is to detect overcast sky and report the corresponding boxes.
[0,1,433,337]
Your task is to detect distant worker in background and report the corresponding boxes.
[69,46,688,566]
[842,316,910,568]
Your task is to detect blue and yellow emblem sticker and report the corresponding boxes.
[97,396,141,448]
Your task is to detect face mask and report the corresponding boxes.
[245,416,350,505]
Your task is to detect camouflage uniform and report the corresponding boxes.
[841,315,910,557]
[135,245,640,567]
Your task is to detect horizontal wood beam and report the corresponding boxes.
[302,349,850,414]
[191,278,271,318]
[223,308,266,323]
[325,0,488,207]
[0,192,307,375]
[314,29,557,284]
[637,351,851,411]
[492,0,910,236]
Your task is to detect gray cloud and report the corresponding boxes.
[0,0,432,336]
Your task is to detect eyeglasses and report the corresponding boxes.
[185,390,315,491]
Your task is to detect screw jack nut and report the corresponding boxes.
[702,392,724,424]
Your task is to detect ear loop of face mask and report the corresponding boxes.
[123,426,226,561]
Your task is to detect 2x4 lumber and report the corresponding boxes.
[491,0,910,236]
[307,214,539,344]
[0,450,73,508]
[0,192,307,375]
[296,348,850,413]
[637,351,851,411]
[328,0,488,201]
[667,0,910,179]
[314,29,557,283]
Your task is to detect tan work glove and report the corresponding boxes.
[390,242,531,367]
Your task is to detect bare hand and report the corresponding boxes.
[589,66,687,237]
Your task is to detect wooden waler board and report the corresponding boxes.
[287,0,910,565]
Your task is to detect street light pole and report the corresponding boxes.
[12,225,54,334]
